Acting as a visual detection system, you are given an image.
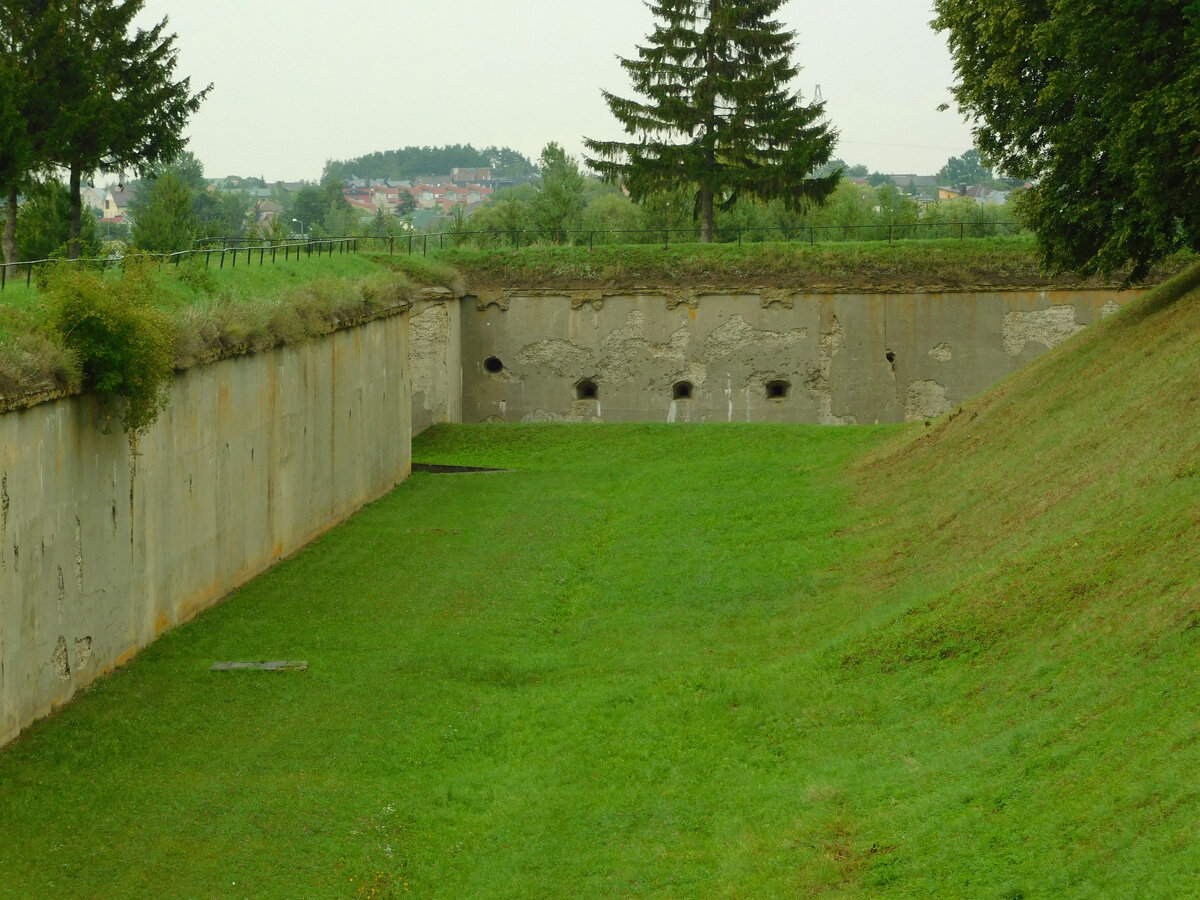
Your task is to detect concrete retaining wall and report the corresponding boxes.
[0,285,1136,745]
[459,290,1133,425]
[410,296,462,435]
[0,312,411,746]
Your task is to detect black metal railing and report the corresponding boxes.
[0,238,359,290]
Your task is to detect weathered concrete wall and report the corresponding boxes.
[459,290,1133,424]
[409,296,461,435]
[0,313,411,746]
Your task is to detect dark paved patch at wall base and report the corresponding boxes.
[412,463,508,474]
[211,661,309,672]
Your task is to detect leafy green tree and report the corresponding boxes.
[15,179,101,260]
[464,184,537,241]
[131,169,196,252]
[934,0,1200,279]
[531,142,585,240]
[586,0,839,242]
[1,2,61,263]
[937,149,992,187]
[322,144,536,183]
[866,172,895,187]
[290,185,327,232]
[579,192,644,239]
[26,0,209,258]
[192,189,251,239]
[0,52,25,262]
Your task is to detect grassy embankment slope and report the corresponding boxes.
[0,254,1196,897]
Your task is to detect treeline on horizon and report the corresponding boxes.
[320,144,539,183]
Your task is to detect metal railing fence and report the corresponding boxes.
[0,238,358,291]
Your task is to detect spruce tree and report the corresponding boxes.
[585,0,839,242]
[15,0,210,259]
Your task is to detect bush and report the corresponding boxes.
[44,264,177,432]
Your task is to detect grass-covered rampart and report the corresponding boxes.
[0,253,461,421]
[0,264,1197,895]
[390,236,1192,293]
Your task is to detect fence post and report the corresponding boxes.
[26,263,32,287]
[888,224,893,243]
[960,222,965,241]
[737,227,742,248]
[423,235,428,256]
[664,229,669,251]
[1,263,5,291]
[589,231,594,250]
[389,236,394,255]
[810,226,815,246]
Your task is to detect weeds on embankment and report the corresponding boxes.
[0,254,458,425]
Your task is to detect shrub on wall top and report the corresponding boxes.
[44,263,177,433]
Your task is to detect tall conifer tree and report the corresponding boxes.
[585,0,839,242]
[0,0,210,259]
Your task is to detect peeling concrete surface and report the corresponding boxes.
[597,313,691,387]
[1002,305,1086,356]
[703,315,808,358]
[929,342,953,362]
[516,339,596,376]
[905,379,953,421]
[458,288,1135,426]
[409,299,461,434]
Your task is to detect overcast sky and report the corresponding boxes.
[133,0,977,183]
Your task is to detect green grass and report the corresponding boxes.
[1,264,1199,897]
[0,424,892,898]
[413,236,1191,293]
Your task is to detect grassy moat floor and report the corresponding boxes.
[1,264,1199,898]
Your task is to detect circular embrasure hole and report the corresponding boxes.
[765,380,791,400]
[576,378,599,400]
[483,356,504,374]
[672,381,694,400]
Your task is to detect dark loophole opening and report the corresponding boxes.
[483,356,504,374]
[672,380,694,400]
[885,350,896,364]
[576,379,599,400]
[766,380,791,400]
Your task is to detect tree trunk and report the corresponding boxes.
[699,189,714,243]
[3,186,16,265]
[68,165,83,259]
